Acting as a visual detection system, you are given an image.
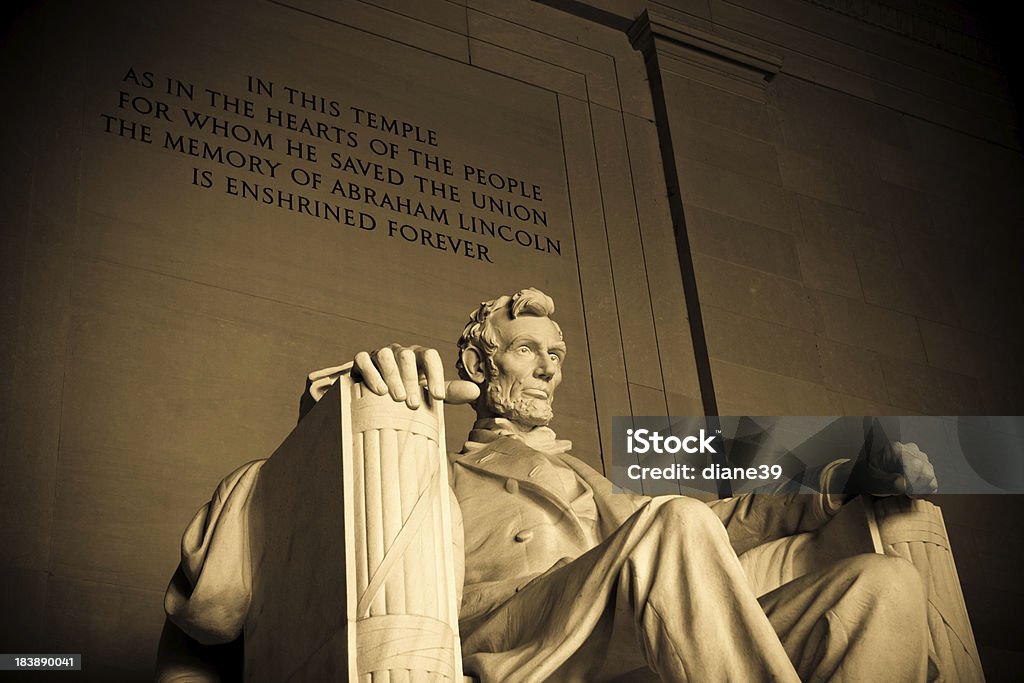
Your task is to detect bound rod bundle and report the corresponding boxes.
[344,378,462,683]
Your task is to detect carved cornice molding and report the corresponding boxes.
[804,0,997,65]
[629,9,782,97]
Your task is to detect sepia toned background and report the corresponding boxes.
[1,0,1022,679]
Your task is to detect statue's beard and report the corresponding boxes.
[485,381,554,428]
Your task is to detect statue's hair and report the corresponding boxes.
[456,288,560,381]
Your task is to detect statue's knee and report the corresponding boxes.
[846,555,926,613]
[656,497,723,534]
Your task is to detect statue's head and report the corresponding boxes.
[456,288,565,428]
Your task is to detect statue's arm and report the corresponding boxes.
[705,460,850,554]
[707,438,938,554]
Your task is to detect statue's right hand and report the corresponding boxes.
[353,344,479,410]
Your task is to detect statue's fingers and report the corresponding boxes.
[908,473,939,496]
[920,460,936,482]
[444,380,480,405]
[373,347,407,402]
[902,456,925,481]
[887,442,909,470]
[397,347,421,409]
[354,351,388,396]
[913,462,938,494]
[421,348,446,400]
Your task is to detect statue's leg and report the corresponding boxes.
[758,553,929,682]
[610,497,801,683]
[463,496,803,682]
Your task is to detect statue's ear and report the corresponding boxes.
[460,347,487,384]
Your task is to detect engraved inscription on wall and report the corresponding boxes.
[101,67,562,265]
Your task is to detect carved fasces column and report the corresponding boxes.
[245,368,462,682]
[341,373,463,683]
[867,498,985,682]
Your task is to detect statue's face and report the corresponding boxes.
[482,314,565,428]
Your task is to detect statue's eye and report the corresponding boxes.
[517,345,532,355]
[549,353,561,364]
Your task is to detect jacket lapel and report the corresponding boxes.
[452,437,653,543]
[452,438,587,537]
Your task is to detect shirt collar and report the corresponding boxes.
[461,417,572,456]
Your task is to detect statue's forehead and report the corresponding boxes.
[491,314,563,346]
